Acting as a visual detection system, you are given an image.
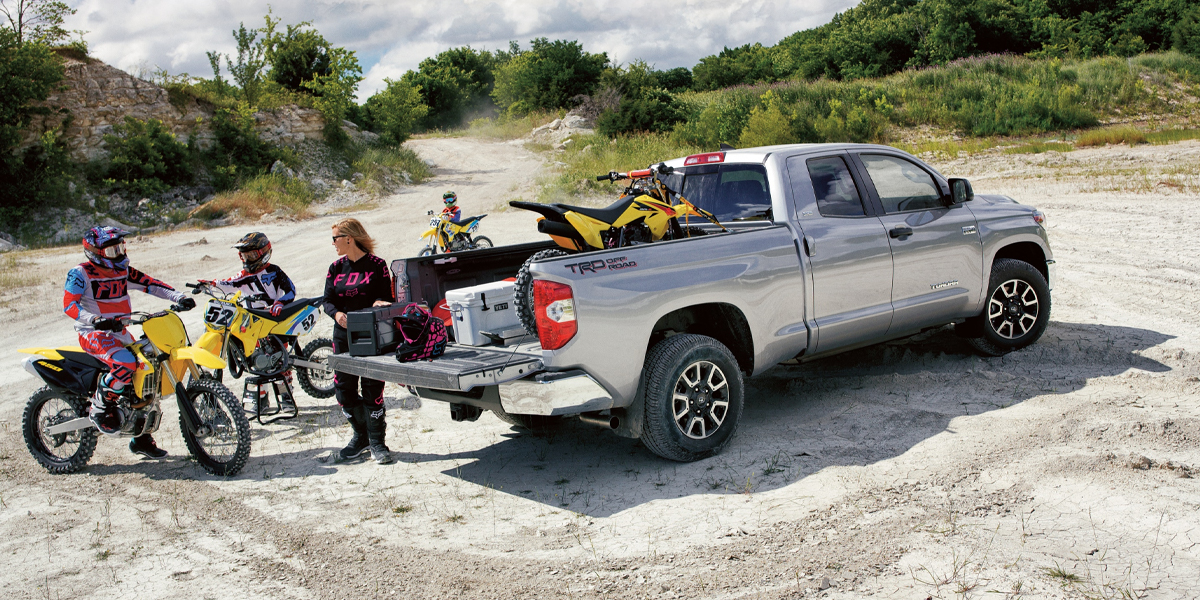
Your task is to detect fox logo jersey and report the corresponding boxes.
[63,262,184,334]
[209,264,297,309]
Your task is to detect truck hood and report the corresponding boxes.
[974,194,1020,205]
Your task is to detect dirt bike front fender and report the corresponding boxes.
[172,346,226,370]
[195,330,224,358]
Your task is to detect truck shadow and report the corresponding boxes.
[436,320,1175,517]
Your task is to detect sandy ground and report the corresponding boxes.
[0,138,1198,599]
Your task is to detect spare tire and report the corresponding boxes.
[514,249,569,337]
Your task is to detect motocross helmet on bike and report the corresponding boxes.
[233,232,272,273]
[83,226,131,271]
[443,191,457,208]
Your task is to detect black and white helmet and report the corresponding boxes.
[233,232,272,273]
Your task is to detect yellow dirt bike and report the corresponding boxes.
[20,306,252,476]
[511,163,727,334]
[188,282,335,422]
[418,209,493,256]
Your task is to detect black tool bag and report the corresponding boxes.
[346,304,409,356]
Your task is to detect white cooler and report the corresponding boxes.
[445,281,523,346]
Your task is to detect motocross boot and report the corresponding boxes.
[129,434,168,459]
[336,407,369,461]
[365,406,394,465]
[89,381,122,436]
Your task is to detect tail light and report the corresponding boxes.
[533,280,576,350]
[684,152,725,166]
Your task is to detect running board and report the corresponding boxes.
[327,344,542,391]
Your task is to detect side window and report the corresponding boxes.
[806,156,866,217]
[859,154,942,213]
[680,164,772,222]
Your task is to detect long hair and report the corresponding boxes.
[333,218,375,255]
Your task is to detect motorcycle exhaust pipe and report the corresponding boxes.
[537,220,580,238]
[578,412,620,430]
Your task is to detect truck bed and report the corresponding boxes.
[326,341,543,391]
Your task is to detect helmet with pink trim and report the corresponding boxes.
[82,226,131,270]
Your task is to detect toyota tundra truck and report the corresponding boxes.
[328,143,1055,462]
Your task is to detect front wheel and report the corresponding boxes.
[295,337,335,398]
[962,258,1051,357]
[418,245,436,257]
[638,334,744,462]
[515,248,570,336]
[179,378,251,476]
[470,236,493,250]
[23,387,98,474]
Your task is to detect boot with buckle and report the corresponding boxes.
[89,383,122,436]
[337,407,370,461]
[365,406,394,465]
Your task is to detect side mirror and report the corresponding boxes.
[947,178,974,205]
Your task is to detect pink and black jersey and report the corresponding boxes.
[321,254,394,328]
[63,262,185,333]
[210,264,297,309]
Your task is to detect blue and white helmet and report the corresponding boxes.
[83,226,131,270]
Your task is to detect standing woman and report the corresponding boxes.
[323,218,395,464]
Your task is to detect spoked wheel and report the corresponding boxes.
[296,337,335,399]
[639,334,744,462]
[22,387,98,474]
[963,258,1051,356]
[515,248,570,336]
[180,378,250,476]
[471,236,493,250]
[419,247,436,257]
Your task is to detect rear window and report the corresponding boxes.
[679,164,772,222]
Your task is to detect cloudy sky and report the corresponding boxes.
[65,0,859,99]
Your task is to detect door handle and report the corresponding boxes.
[803,235,815,256]
[889,226,913,239]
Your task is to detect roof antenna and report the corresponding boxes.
[719,143,735,151]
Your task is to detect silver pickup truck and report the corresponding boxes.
[329,143,1054,462]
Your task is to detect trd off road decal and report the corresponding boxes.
[565,256,639,275]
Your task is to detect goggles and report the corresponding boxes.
[96,241,126,258]
[239,247,268,262]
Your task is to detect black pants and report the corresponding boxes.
[332,335,385,411]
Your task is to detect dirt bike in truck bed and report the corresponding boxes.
[328,143,1055,462]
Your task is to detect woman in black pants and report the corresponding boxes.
[322,218,395,464]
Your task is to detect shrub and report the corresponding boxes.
[0,30,66,225]
[492,38,608,114]
[1076,126,1147,147]
[206,102,284,190]
[738,92,796,147]
[302,46,363,145]
[190,173,313,221]
[102,116,194,195]
[596,90,683,136]
[365,78,429,145]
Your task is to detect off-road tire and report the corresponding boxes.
[296,337,335,399]
[23,387,98,474]
[639,334,744,462]
[471,236,493,250]
[963,258,1051,357]
[419,247,436,257]
[515,249,570,337]
[179,378,251,476]
[491,405,562,435]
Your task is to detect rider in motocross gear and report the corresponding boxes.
[66,226,194,455]
[441,191,463,224]
[200,232,297,314]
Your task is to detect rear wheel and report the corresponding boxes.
[515,249,570,336]
[471,236,493,250]
[179,378,251,476]
[295,337,335,398]
[963,258,1051,357]
[639,334,744,462]
[22,387,97,474]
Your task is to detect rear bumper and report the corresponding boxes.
[498,370,615,416]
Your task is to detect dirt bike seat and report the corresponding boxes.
[451,214,486,225]
[58,348,107,370]
[554,197,638,224]
[245,297,321,320]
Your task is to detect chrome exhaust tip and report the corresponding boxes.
[578,413,619,430]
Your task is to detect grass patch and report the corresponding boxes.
[0,252,44,290]
[900,137,1006,157]
[1147,128,1200,144]
[349,144,434,195]
[461,110,563,141]
[1003,141,1075,154]
[190,173,315,222]
[1077,126,1147,147]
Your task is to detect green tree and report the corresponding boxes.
[491,38,608,114]
[365,78,428,145]
[401,46,498,129]
[224,22,267,105]
[654,67,692,92]
[0,26,60,156]
[262,16,332,93]
[103,116,194,194]
[302,46,362,144]
[693,43,780,90]
[1175,6,1200,58]
[206,102,283,190]
[0,0,75,45]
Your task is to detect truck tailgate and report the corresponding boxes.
[326,344,543,391]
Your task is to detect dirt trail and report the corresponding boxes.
[1,138,1198,599]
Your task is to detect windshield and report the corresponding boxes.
[679,164,772,222]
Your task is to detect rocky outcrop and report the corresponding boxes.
[18,52,371,161]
